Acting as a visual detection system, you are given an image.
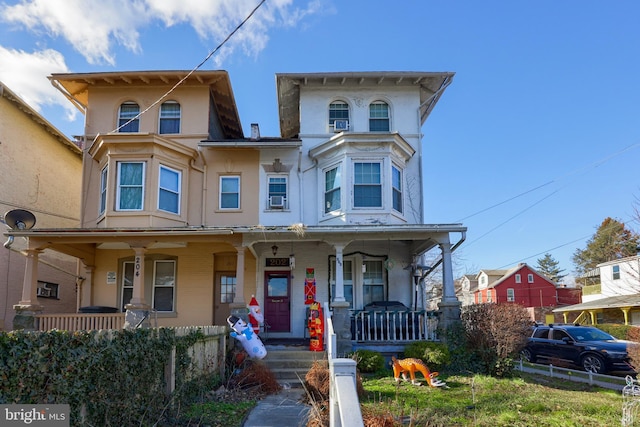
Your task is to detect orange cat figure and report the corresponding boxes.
[391,356,446,387]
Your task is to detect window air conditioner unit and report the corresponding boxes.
[269,195,285,209]
[37,287,50,297]
[334,120,349,132]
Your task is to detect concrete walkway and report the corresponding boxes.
[242,387,310,427]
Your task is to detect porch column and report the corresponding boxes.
[13,249,43,330]
[621,307,631,325]
[230,245,248,321]
[331,243,351,356]
[124,247,150,329]
[437,241,462,336]
[78,263,94,309]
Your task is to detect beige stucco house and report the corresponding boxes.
[5,70,466,353]
[0,82,82,330]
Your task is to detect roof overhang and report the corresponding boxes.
[553,294,640,312]
[276,71,455,138]
[4,223,466,265]
[48,70,244,139]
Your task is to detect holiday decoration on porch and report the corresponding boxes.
[308,301,324,351]
[391,356,446,387]
[304,268,316,304]
[248,295,263,334]
[227,315,267,359]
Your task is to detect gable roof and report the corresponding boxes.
[0,82,81,156]
[487,263,558,289]
[275,71,455,139]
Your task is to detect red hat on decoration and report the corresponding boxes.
[249,295,259,307]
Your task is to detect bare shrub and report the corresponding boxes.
[461,303,533,376]
[229,360,281,394]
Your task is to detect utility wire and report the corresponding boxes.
[110,0,267,134]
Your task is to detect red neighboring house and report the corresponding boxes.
[475,263,580,308]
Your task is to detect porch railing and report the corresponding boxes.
[350,309,438,342]
[35,313,126,332]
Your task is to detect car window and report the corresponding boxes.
[552,330,570,341]
[567,327,615,342]
[533,328,549,339]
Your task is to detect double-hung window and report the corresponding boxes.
[153,260,176,312]
[324,166,341,213]
[329,101,349,131]
[121,261,134,311]
[117,162,145,211]
[369,101,389,131]
[528,274,534,283]
[118,102,140,132]
[354,162,382,208]
[507,288,515,302]
[613,265,620,280]
[515,274,521,284]
[159,101,180,134]
[392,165,403,213]
[158,165,181,214]
[220,176,240,209]
[268,176,287,209]
[99,166,108,215]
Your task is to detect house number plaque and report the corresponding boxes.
[266,258,290,267]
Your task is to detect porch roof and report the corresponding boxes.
[4,223,466,264]
[552,294,640,312]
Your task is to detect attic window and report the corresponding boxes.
[118,102,140,132]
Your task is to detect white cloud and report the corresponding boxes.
[1,0,320,67]
[0,46,77,121]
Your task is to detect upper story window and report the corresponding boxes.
[118,102,140,132]
[528,274,534,283]
[324,166,341,213]
[392,165,402,213]
[515,274,521,283]
[159,101,181,134]
[612,265,620,280]
[116,162,145,211]
[268,175,287,210]
[99,165,108,215]
[329,101,349,131]
[220,176,240,209]
[354,162,382,208]
[158,165,181,214]
[369,101,389,132]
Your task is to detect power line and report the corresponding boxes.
[110,0,267,134]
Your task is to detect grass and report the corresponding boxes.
[360,371,624,426]
[181,400,256,426]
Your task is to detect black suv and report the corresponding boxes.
[521,324,636,374]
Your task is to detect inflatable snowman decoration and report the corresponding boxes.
[227,314,267,359]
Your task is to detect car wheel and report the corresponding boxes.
[581,354,605,374]
[521,348,536,363]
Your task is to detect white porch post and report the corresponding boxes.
[124,247,150,329]
[334,244,345,303]
[437,240,462,335]
[12,249,43,330]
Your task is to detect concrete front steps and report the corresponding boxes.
[262,344,327,388]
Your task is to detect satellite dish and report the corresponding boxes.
[4,209,36,230]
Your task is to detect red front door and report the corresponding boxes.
[264,271,290,332]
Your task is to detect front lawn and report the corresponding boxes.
[360,372,624,426]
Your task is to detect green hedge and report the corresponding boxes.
[0,328,216,426]
[596,323,638,341]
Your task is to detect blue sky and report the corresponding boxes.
[1,0,639,283]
